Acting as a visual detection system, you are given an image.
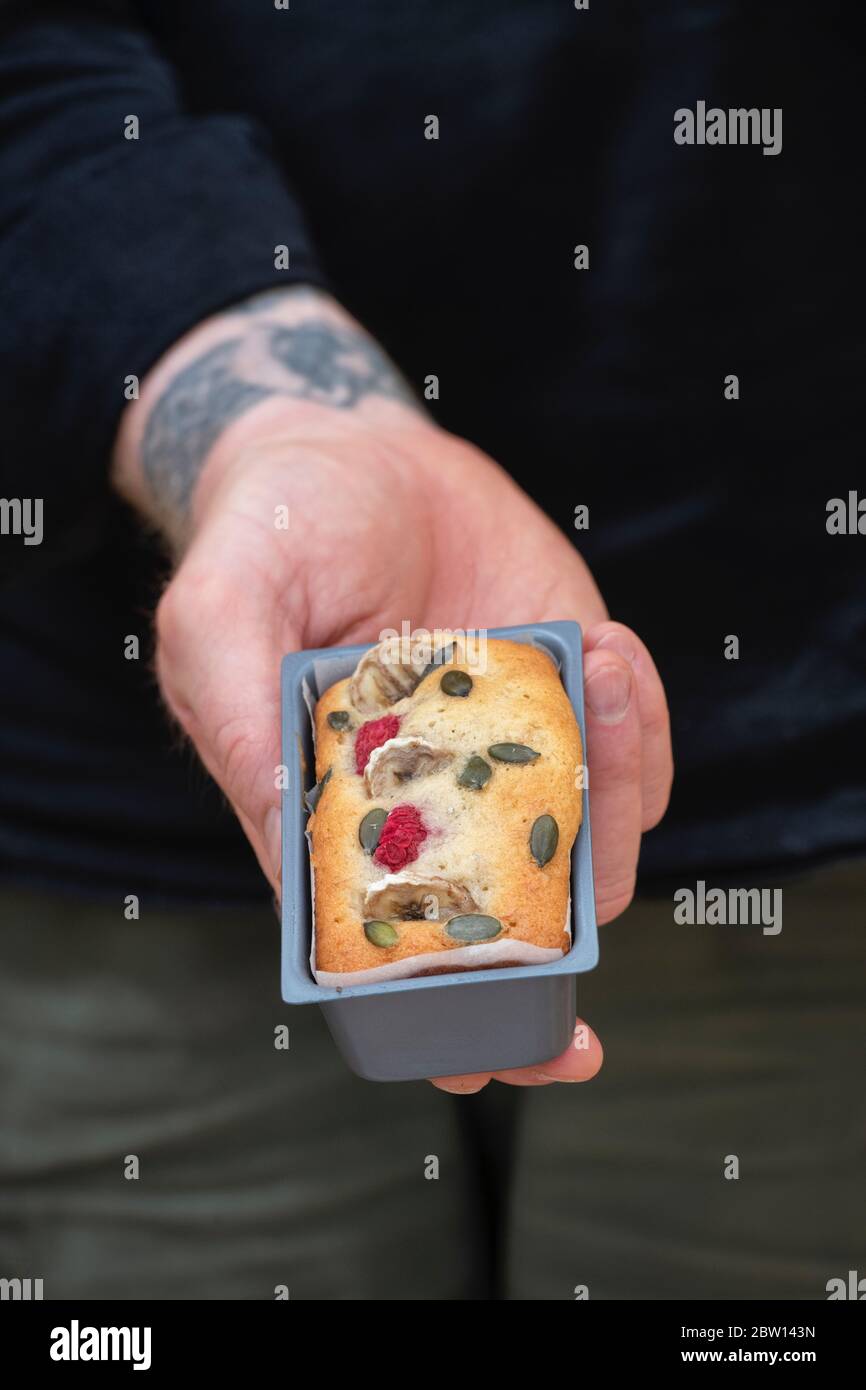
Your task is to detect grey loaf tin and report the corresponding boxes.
[280,621,598,1082]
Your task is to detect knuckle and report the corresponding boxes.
[154,581,183,651]
[594,872,637,924]
[156,566,231,649]
[642,773,674,830]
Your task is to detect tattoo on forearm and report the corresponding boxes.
[141,310,420,524]
[141,339,268,520]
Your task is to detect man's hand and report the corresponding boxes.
[113,286,672,1092]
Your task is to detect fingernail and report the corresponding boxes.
[432,1081,485,1095]
[586,665,631,722]
[534,1072,582,1083]
[264,805,282,881]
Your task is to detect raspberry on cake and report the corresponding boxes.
[354,714,400,774]
[372,803,428,870]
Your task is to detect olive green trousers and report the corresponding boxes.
[0,858,863,1300]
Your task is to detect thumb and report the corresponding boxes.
[583,647,642,924]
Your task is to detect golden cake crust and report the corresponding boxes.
[308,637,582,978]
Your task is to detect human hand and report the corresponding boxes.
[113,286,672,1090]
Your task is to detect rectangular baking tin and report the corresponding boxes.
[280,621,597,1081]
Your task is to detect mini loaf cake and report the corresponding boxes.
[307,634,583,986]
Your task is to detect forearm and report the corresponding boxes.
[111,285,425,550]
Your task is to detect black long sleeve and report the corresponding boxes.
[0,0,864,905]
[0,0,328,570]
